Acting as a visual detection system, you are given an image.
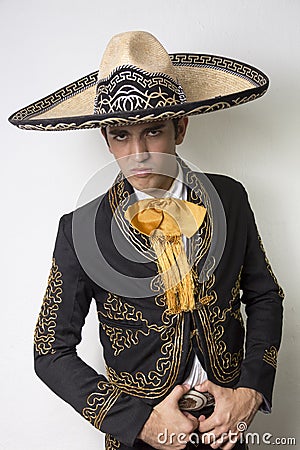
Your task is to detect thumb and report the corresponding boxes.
[194,379,217,396]
[167,384,191,405]
[184,411,199,421]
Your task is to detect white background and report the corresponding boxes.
[1,0,299,448]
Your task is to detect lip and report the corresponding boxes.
[130,168,153,177]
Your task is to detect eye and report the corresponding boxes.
[114,133,128,141]
[147,129,161,137]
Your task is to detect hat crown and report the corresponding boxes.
[98,31,177,81]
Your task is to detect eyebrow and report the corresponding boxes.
[107,122,166,136]
[145,123,166,132]
[107,128,128,136]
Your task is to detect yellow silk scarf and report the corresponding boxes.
[125,198,207,314]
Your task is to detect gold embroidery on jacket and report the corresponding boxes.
[109,175,155,261]
[197,268,244,383]
[98,294,150,356]
[258,235,284,299]
[106,310,185,398]
[82,381,121,430]
[263,345,278,369]
[190,310,204,356]
[105,434,121,450]
[183,160,212,266]
[34,258,63,355]
[229,266,244,328]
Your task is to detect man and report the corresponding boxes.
[9,31,283,450]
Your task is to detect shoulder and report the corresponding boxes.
[202,172,248,201]
[204,172,245,193]
[194,172,250,214]
[57,192,107,240]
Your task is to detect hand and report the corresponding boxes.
[194,380,263,450]
[137,384,199,449]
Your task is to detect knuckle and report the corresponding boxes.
[214,418,222,427]
[174,384,183,392]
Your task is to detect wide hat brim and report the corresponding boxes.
[9,53,269,131]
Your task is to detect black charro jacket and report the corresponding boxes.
[34,161,284,449]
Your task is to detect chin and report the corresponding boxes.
[127,175,152,189]
[127,173,172,193]
[132,181,152,191]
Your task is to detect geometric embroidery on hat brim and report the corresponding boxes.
[8,53,269,131]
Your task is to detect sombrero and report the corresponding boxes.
[8,31,269,131]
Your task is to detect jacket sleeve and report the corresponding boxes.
[34,214,152,447]
[235,186,284,408]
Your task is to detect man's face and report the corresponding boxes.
[102,118,188,194]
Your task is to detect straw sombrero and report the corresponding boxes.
[8,31,269,131]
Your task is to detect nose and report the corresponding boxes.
[132,137,150,163]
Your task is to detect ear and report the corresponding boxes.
[175,117,189,145]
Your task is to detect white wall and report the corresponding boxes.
[1,0,299,448]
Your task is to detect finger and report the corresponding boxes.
[182,412,199,429]
[218,431,243,450]
[198,414,216,433]
[182,411,196,421]
[210,442,223,449]
[201,430,229,448]
[219,440,237,450]
[194,379,218,395]
[197,414,206,431]
[167,383,191,405]
[210,443,226,449]
[200,430,217,447]
[209,433,229,449]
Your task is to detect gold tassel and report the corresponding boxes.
[125,198,207,314]
[150,230,196,314]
